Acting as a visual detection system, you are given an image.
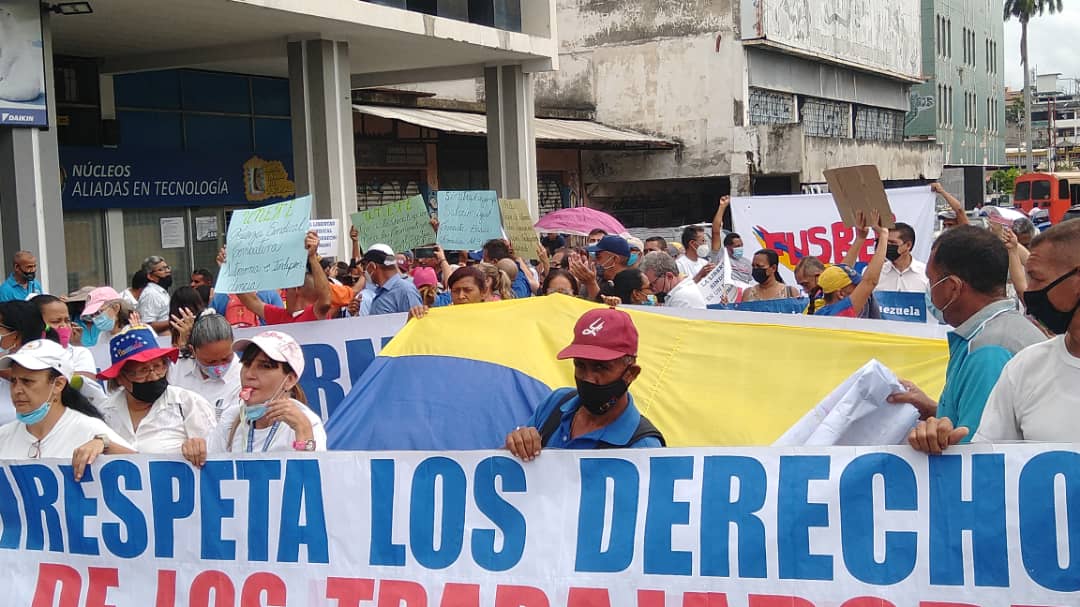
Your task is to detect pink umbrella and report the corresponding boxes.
[534,207,627,237]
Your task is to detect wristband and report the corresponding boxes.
[292,439,316,452]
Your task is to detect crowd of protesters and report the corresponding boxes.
[0,179,1076,470]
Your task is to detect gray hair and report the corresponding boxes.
[1011,217,1037,239]
[189,312,234,349]
[141,256,166,274]
[639,250,677,277]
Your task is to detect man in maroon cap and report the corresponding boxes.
[504,307,665,460]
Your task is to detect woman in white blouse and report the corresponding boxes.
[97,326,215,454]
[0,340,134,481]
[167,312,242,423]
[182,330,325,466]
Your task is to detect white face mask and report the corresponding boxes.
[696,244,710,259]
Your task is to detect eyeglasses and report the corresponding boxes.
[123,361,169,382]
[153,265,171,273]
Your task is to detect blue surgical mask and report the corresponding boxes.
[642,294,657,306]
[732,247,744,260]
[92,313,115,333]
[17,384,56,425]
[628,253,639,266]
[244,404,268,421]
[925,275,955,325]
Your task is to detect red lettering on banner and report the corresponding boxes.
[326,577,375,607]
[378,580,426,607]
[86,567,120,607]
[749,595,815,607]
[919,603,981,607]
[241,572,286,607]
[807,226,832,262]
[682,593,729,607]
[831,222,855,263]
[155,569,177,607]
[638,590,665,607]
[31,563,81,607]
[440,583,481,607]
[190,570,235,607]
[567,587,610,607]
[841,598,896,607]
[494,585,550,607]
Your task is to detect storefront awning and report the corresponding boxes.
[353,104,675,149]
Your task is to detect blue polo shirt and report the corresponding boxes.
[528,387,662,449]
[511,270,532,298]
[0,274,42,302]
[369,273,423,316]
[936,299,1047,440]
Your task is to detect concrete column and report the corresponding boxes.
[0,11,66,294]
[288,39,357,259]
[485,65,538,219]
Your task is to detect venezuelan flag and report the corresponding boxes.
[326,296,948,449]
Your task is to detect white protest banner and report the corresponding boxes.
[216,196,313,294]
[309,219,340,258]
[698,249,745,305]
[731,186,936,284]
[4,445,1078,606]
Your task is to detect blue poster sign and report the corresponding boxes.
[0,0,48,127]
[59,147,295,210]
[875,290,928,323]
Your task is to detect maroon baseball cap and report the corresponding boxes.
[557,308,639,361]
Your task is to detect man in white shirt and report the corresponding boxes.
[876,222,929,293]
[675,196,729,283]
[137,256,173,334]
[908,219,1080,451]
[641,251,706,309]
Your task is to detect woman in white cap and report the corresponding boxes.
[97,325,216,454]
[0,339,134,481]
[78,286,135,346]
[182,330,324,467]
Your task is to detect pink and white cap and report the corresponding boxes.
[232,330,305,377]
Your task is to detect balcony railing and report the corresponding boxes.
[364,0,522,32]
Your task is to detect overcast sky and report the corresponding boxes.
[1003,5,1080,90]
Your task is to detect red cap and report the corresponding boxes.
[557,308,638,361]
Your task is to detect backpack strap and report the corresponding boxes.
[538,389,578,447]
[596,414,666,449]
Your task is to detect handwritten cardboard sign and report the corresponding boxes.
[823,165,896,229]
[216,196,312,294]
[350,195,434,254]
[498,198,539,257]
[436,190,503,251]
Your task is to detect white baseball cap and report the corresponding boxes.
[0,339,74,379]
[233,330,305,377]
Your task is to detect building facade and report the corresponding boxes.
[904,0,1006,203]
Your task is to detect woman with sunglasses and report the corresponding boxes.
[181,330,325,467]
[0,339,134,481]
[97,325,216,453]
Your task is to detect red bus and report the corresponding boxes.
[1012,172,1080,224]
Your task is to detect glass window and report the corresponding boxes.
[181,71,251,114]
[190,209,224,280]
[123,208,192,280]
[1032,180,1051,201]
[184,115,253,153]
[254,118,292,156]
[252,78,291,116]
[115,71,181,109]
[117,110,183,151]
[1060,179,1069,199]
[63,210,107,289]
[1014,181,1030,201]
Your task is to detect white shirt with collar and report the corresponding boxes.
[208,399,327,454]
[0,407,133,459]
[665,276,707,309]
[875,258,928,293]
[137,282,171,323]
[167,356,243,424]
[99,385,216,454]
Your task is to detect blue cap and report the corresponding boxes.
[834,263,862,286]
[468,250,484,262]
[594,235,631,258]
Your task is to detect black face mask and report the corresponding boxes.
[20,270,36,282]
[1023,268,1080,335]
[885,244,902,262]
[130,377,169,404]
[157,275,174,291]
[752,268,769,285]
[576,373,630,416]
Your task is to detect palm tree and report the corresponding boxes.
[1005,0,1064,171]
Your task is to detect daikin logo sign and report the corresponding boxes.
[1,112,35,123]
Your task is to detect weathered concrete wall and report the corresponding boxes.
[801,136,944,182]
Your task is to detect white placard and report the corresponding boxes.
[194,216,218,241]
[310,218,339,258]
[159,216,186,249]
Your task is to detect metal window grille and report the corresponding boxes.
[748,89,797,125]
[801,98,850,138]
[854,106,905,142]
